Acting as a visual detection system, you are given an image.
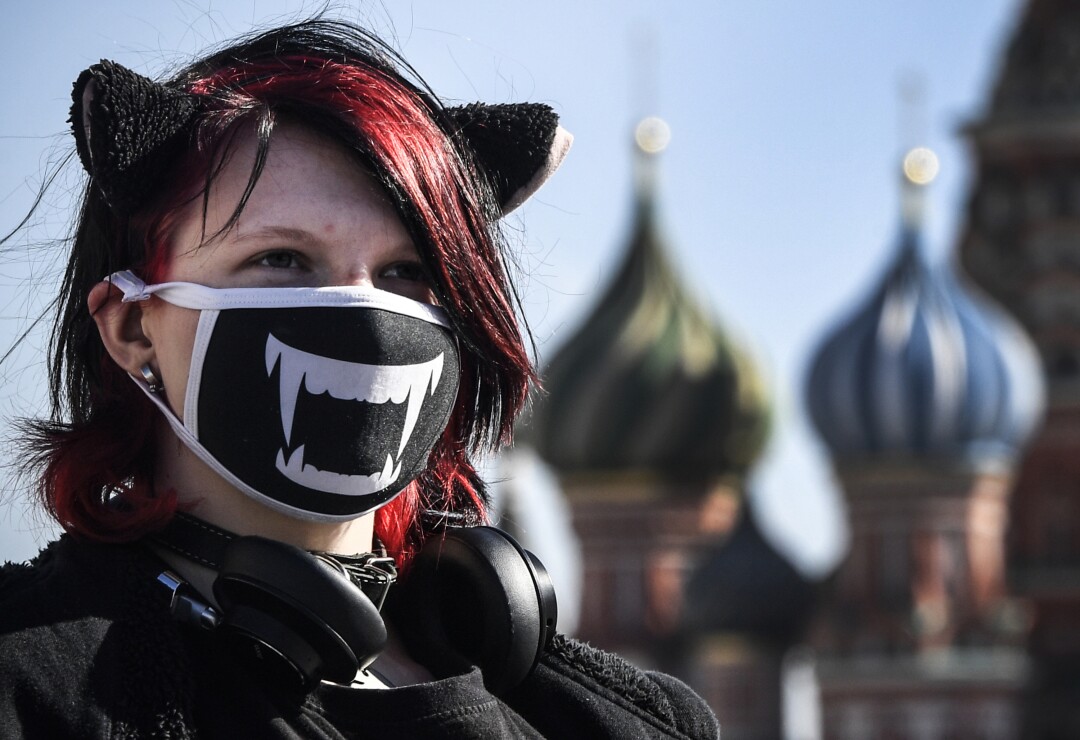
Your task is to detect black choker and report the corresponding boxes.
[152,512,397,610]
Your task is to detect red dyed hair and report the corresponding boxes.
[32,22,535,566]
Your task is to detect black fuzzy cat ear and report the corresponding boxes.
[70,60,199,213]
[446,103,572,215]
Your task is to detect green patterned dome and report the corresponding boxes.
[524,125,770,484]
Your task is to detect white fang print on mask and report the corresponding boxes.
[265,333,445,496]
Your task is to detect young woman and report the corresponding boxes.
[0,20,718,739]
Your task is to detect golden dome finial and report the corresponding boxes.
[635,117,671,155]
[900,146,938,229]
[903,146,939,186]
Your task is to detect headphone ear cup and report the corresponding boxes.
[212,536,387,688]
[391,526,557,695]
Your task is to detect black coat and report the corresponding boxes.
[0,536,719,739]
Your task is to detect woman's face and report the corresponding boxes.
[142,121,433,416]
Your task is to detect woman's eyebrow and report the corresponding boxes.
[230,226,322,245]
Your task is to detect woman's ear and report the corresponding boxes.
[88,281,156,377]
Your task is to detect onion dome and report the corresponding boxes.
[805,150,1045,471]
[682,503,817,647]
[524,118,769,483]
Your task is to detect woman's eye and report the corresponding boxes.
[382,261,427,283]
[258,251,301,269]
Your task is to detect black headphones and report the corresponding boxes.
[152,514,557,695]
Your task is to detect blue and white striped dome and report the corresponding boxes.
[805,223,1045,472]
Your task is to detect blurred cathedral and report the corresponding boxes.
[516,1,1080,737]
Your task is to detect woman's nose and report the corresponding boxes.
[326,263,375,288]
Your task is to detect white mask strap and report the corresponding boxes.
[108,270,154,302]
[104,270,451,327]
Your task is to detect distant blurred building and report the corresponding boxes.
[523,120,795,739]
[519,3,1080,738]
[957,0,1080,735]
[805,153,1045,738]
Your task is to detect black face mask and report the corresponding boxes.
[109,271,460,520]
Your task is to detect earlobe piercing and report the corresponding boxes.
[140,364,164,394]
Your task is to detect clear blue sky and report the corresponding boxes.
[0,0,1021,570]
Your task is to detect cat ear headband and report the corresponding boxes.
[69,60,572,216]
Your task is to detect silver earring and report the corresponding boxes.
[140,364,164,393]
